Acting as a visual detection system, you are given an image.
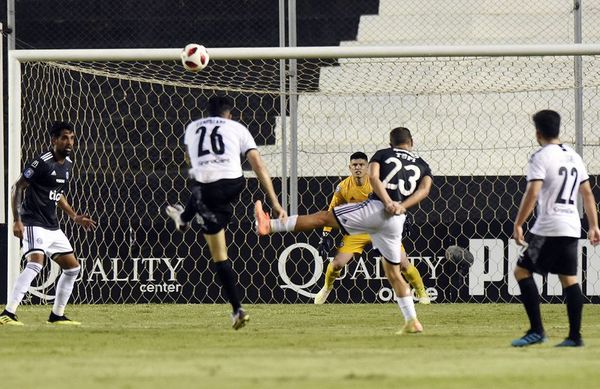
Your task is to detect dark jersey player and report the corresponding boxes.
[0,122,96,326]
[255,127,433,334]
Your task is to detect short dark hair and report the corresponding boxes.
[532,110,560,139]
[207,96,234,117]
[350,151,368,161]
[390,127,412,147]
[49,121,74,138]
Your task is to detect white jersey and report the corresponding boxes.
[527,143,589,237]
[184,117,257,183]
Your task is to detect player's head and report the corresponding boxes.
[50,121,75,158]
[207,96,234,119]
[390,127,413,149]
[532,110,560,144]
[349,151,368,180]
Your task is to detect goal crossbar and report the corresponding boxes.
[10,43,600,62]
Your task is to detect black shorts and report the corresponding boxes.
[187,177,245,234]
[517,234,579,276]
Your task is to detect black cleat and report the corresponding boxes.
[47,312,81,326]
[0,310,24,326]
[231,308,250,330]
[555,338,584,347]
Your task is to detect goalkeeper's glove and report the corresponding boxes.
[318,232,335,259]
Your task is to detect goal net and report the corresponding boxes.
[8,46,600,305]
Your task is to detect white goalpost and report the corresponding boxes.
[7,44,600,305]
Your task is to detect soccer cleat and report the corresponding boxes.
[415,288,431,304]
[396,318,423,335]
[165,204,188,232]
[254,200,271,236]
[511,330,546,347]
[314,286,333,304]
[231,308,250,330]
[0,310,24,326]
[555,338,584,347]
[47,312,81,326]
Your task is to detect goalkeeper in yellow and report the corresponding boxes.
[314,151,430,304]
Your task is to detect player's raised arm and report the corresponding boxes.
[246,149,287,219]
[11,176,29,239]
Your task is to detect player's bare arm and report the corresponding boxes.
[512,180,542,245]
[399,176,433,210]
[579,180,600,245]
[246,149,287,219]
[58,196,97,231]
[11,176,29,239]
[368,161,403,215]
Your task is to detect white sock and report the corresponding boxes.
[52,266,81,316]
[396,296,417,322]
[270,215,298,233]
[6,261,43,314]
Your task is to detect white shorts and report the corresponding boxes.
[333,199,406,264]
[23,226,74,259]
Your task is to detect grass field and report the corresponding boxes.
[2,304,600,388]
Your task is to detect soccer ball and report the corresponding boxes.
[445,245,475,275]
[181,43,210,72]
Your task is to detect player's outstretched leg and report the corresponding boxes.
[254,200,271,235]
[166,204,188,232]
[255,201,330,235]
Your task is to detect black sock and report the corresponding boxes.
[214,261,241,313]
[518,277,544,334]
[564,283,583,340]
[180,195,196,223]
[1,310,16,319]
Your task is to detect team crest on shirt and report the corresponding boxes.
[36,237,43,245]
[24,168,34,178]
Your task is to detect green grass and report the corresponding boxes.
[2,304,600,388]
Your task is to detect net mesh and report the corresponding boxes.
[16,53,600,304]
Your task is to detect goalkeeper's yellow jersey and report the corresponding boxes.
[323,176,372,233]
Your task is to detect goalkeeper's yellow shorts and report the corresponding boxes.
[338,233,406,255]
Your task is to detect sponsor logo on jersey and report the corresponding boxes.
[51,170,57,176]
[55,178,65,183]
[49,190,62,202]
[24,168,34,178]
